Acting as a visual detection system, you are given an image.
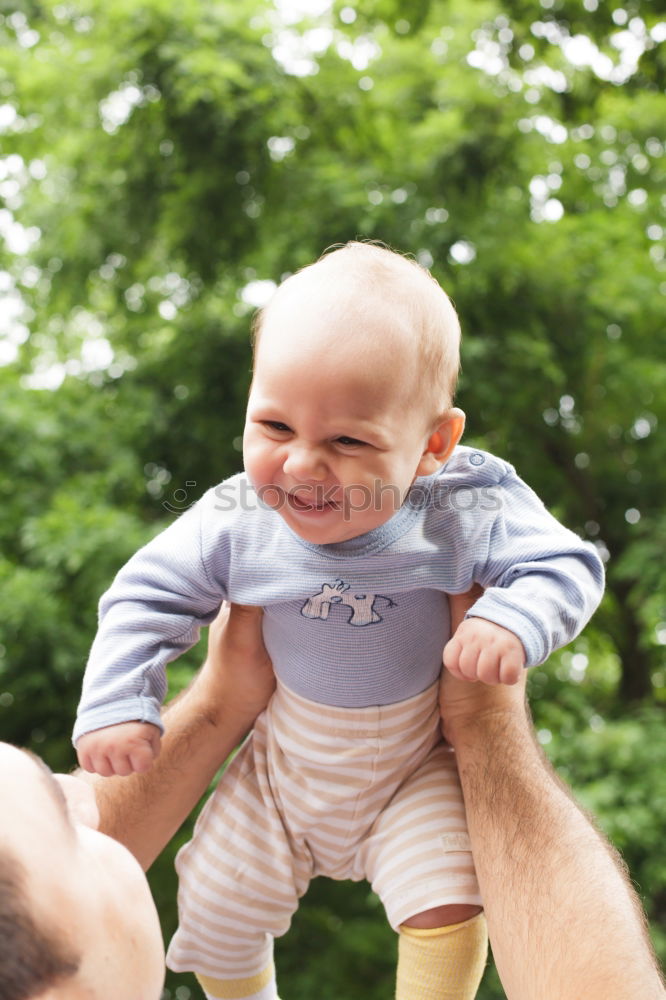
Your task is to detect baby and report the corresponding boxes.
[75,242,604,1000]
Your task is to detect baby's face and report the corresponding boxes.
[243,289,436,545]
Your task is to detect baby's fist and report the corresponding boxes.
[443,617,525,686]
[76,721,161,777]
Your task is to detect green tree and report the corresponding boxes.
[1,0,664,996]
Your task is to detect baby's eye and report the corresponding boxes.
[264,421,291,433]
[336,436,366,448]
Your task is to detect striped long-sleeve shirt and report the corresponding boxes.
[73,446,605,742]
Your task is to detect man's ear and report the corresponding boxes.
[416,407,465,476]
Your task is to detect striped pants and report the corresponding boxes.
[167,679,480,982]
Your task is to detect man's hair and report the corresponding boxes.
[252,240,461,414]
[0,848,80,1000]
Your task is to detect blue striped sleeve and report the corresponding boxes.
[463,465,605,666]
[73,497,227,742]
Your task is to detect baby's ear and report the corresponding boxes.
[416,408,465,476]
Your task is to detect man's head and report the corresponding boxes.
[0,743,164,1000]
[243,241,465,544]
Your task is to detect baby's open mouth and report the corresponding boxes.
[288,492,340,512]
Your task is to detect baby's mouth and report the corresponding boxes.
[288,491,340,512]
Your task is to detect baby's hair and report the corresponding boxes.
[252,240,461,415]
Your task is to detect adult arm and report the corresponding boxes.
[442,587,665,1000]
[90,602,275,870]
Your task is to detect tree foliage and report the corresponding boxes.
[1,0,664,995]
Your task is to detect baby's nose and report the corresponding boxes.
[283,444,328,481]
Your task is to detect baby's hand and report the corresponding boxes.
[443,617,525,686]
[76,721,161,777]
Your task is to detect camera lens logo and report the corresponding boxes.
[162,481,197,513]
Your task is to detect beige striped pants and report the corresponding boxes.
[167,679,480,982]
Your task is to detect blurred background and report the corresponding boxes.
[1,0,664,996]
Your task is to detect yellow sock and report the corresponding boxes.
[395,913,488,1000]
[197,963,277,999]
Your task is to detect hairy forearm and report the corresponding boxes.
[88,603,274,870]
[452,702,665,1000]
[92,676,252,871]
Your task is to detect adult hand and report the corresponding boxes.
[199,602,275,729]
